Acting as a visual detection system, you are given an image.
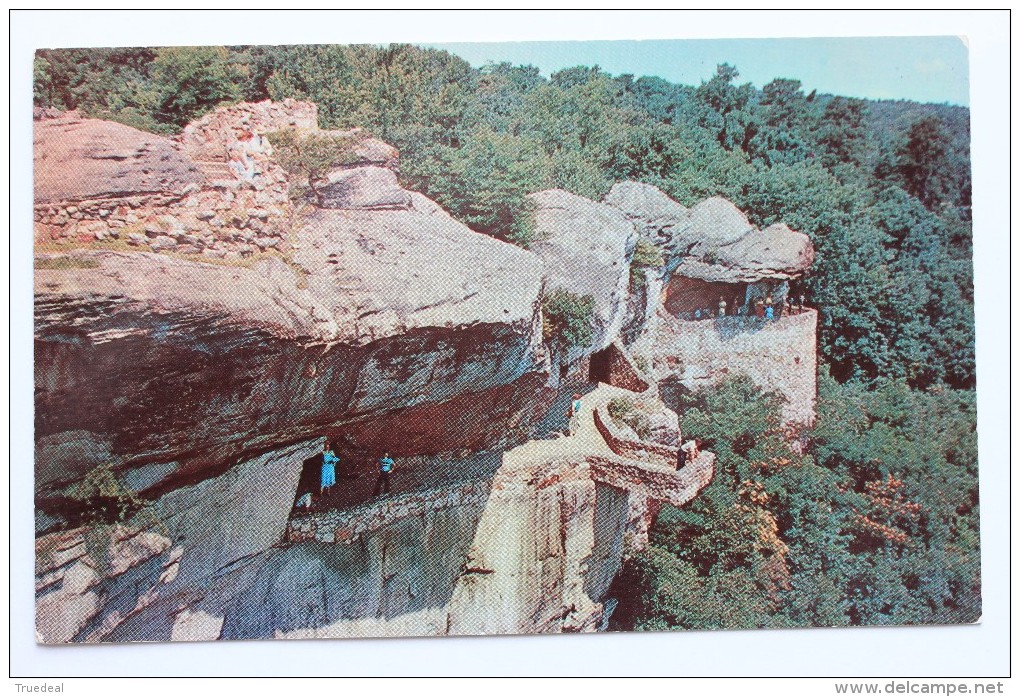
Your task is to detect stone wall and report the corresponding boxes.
[33,100,401,261]
[592,406,677,469]
[285,479,491,545]
[34,106,300,259]
[649,309,818,426]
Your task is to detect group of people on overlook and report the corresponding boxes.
[295,442,395,512]
[688,292,807,321]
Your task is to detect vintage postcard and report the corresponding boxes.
[31,36,979,646]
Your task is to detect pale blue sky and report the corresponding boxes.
[425,36,969,106]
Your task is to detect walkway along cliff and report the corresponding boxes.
[33,101,814,642]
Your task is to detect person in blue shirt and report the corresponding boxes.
[567,394,582,435]
[373,452,395,496]
[321,442,338,496]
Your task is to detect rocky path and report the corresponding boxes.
[287,382,714,547]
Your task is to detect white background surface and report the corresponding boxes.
[7,9,1011,678]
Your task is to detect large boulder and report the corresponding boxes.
[603,181,688,245]
[676,196,755,249]
[674,222,815,283]
[314,166,411,210]
[529,189,637,353]
[34,112,203,203]
[34,188,547,510]
[604,183,814,285]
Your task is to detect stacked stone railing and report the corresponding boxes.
[592,404,678,469]
[285,479,490,545]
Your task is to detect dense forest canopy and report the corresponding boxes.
[34,43,979,628]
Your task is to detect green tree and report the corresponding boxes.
[894,116,958,210]
[266,128,366,203]
[441,128,551,244]
[694,63,756,151]
[542,290,595,352]
[150,46,241,130]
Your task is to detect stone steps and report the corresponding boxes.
[192,160,237,186]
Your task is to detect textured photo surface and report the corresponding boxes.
[32,39,978,643]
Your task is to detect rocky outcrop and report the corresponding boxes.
[604,181,688,246]
[33,106,569,645]
[35,523,177,643]
[530,189,638,353]
[34,111,203,204]
[673,220,814,284]
[604,184,814,285]
[607,182,818,427]
[111,385,711,641]
[34,105,294,256]
[34,437,317,643]
[34,105,746,646]
[315,166,411,209]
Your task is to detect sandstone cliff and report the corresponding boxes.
[605,181,818,426]
[33,103,813,644]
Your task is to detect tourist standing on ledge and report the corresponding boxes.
[733,296,742,316]
[321,442,338,496]
[373,452,395,497]
[568,393,583,435]
[718,296,727,317]
[799,293,806,312]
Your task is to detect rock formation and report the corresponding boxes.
[605,184,814,285]
[605,181,817,426]
[529,189,637,353]
[33,104,814,644]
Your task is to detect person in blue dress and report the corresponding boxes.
[373,452,395,496]
[321,442,338,496]
[567,394,582,435]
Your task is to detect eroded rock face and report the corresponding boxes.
[604,181,688,246]
[604,183,814,285]
[34,172,550,528]
[293,192,543,342]
[136,438,319,588]
[34,106,726,645]
[34,113,203,203]
[529,189,638,353]
[35,523,176,644]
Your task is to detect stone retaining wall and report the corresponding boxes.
[592,405,677,469]
[285,479,492,545]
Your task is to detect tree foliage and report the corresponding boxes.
[541,290,595,351]
[266,128,366,202]
[612,375,979,631]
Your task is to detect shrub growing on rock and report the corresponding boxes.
[541,289,595,351]
[630,237,665,291]
[266,128,367,203]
